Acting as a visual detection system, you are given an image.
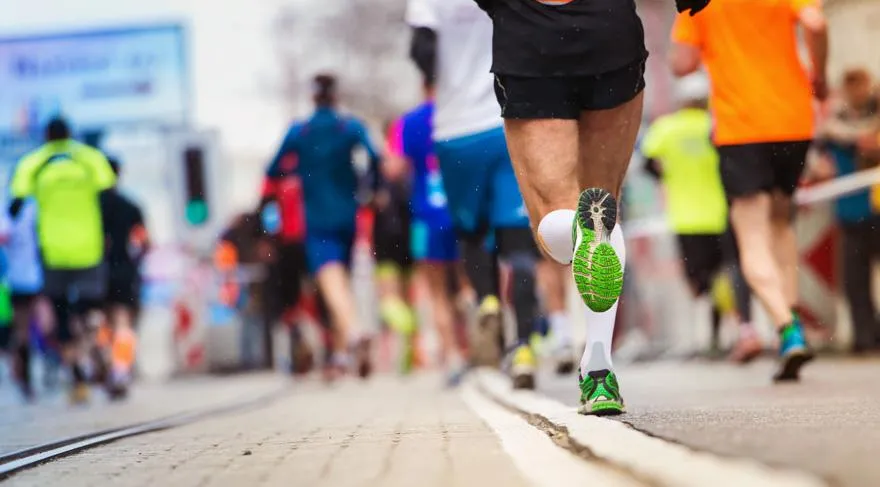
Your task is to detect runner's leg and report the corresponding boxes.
[572,96,641,413]
[487,126,542,390]
[51,296,90,402]
[725,228,762,363]
[496,227,540,389]
[107,304,136,394]
[730,195,792,327]
[769,191,799,309]
[308,231,364,378]
[315,266,356,352]
[537,259,576,374]
[419,263,459,360]
[11,296,34,399]
[678,234,722,357]
[373,195,416,344]
[503,86,642,413]
[504,119,580,233]
[575,95,643,200]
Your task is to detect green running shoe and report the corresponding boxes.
[572,188,624,313]
[578,369,625,416]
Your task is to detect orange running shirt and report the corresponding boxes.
[672,0,818,145]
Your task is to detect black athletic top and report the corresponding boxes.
[479,0,648,77]
[100,189,146,283]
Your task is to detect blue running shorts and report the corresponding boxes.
[434,126,530,233]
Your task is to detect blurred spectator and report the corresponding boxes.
[816,67,880,353]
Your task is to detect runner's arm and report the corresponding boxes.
[794,1,828,99]
[410,28,437,84]
[354,120,382,193]
[83,147,116,192]
[382,118,409,183]
[132,205,152,256]
[640,119,668,181]
[260,128,299,228]
[407,0,439,82]
[8,155,40,218]
[266,127,298,180]
[669,15,702,77]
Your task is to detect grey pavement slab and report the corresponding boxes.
[0,373,286,455]
[540,357,880,487]
[6,374,533,487]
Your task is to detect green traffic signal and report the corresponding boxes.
[185,199,209,225]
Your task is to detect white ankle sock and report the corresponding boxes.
[537,209,577,264]
[580,224,627,376]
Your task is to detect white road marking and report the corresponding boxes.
[474,369,827,487]
[461,381,643,487]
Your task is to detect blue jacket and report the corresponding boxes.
[266,108,380,232]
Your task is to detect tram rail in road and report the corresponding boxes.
[0,388,288,480]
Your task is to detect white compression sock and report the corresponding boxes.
[536,210,627,374]
[537,209,577,265]
[580,224,627,375]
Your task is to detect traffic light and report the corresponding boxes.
[183,146,209,226]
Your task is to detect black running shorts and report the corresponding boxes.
[493,60,646,119]
[483,0,647,78]
[716,141,812,199]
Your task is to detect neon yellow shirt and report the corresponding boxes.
[641,108,728,235]
[11,139,116,269]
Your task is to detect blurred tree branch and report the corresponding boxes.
[271,0,415,126]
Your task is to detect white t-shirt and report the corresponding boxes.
[0,200,43,293]
[406,0,503,141]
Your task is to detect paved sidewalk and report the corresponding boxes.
[0,373,286,455]
[8,374,533,487]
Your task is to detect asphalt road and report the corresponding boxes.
[540,357,880,487]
